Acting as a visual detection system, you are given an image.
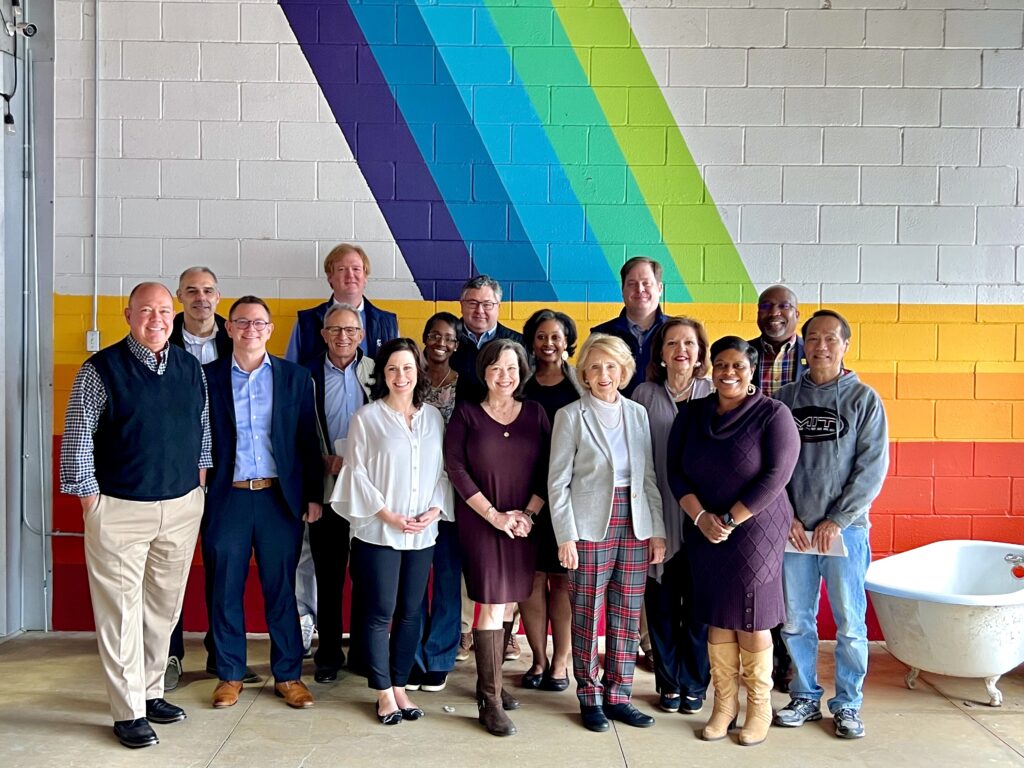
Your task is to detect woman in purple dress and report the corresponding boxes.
[667,336,800,747]
[444,339,550,737]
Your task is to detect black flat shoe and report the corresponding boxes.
[145,698,186,724]
[604,702,655,728]
[539,673,570,692]
[113,718,159,749]
[521,670,544,689]
[376,704,402,726]
[400,707,425,721]
[658,693,681,713]
[314,666,338,684]
[680,695,704,714]
[580,704,610,733]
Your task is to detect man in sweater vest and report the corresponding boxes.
[60,282,211,749]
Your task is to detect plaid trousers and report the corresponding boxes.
[569,487,649,706]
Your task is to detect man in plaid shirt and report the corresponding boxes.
[60,282,211,749]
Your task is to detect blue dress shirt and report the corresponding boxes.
[231,353,279,481]
[324,356,364,444]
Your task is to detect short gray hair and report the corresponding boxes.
[460,274,503,303]
[178,266,218,286]
[324,303,362,329]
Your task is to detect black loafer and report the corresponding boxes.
[145,698,186,724]
[540,673,570,692]
[604,702,655,728]
[205,661,261,685]
[314,666,338,684]
[113,718,159,749]
[521,670,544,689]
[400,707,425,721]
[581,704,610,732]
[658,693,681,713]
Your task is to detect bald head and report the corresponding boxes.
[756,284,800,344]
[125,282,175,353]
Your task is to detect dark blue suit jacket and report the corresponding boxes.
[204,354,322,519]
[291,296,399,366]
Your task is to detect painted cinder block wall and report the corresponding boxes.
[51,1,1024,630]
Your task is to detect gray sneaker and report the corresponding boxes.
[834,708,865,739]
[164,656,183,692]
[773,697,822,727]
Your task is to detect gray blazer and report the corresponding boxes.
[548,395,665,545]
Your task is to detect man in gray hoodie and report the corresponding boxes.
[772,310,889,741]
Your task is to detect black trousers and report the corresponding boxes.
[351,538,433,691]
[646,548,710,699]
[308,510,351,671]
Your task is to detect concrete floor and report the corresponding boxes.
[0,633,1021,767]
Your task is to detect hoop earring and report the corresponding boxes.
[561,350,569,361]
[746,383,756,396]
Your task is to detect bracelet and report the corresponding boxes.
[693,509,707,527]
[485,505,497,522]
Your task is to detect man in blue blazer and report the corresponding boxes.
[203,296,323,711]
[285,243,399,366]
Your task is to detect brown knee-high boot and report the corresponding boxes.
[702,642,740,741]
[738,646,774,746]
[474,628,517,737]
[500,621,521,711]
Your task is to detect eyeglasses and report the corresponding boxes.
[461,300,499,311]
[758,301,795,312]
[324,326,362,338]
[426,332,458,344]
[231,318,269,330]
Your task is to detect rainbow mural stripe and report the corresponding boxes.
[279,0,752,302]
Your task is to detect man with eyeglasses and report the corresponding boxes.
[747,284,808,692]
[163,267,261,693]
[203,296,323,712]
[304,305,374,684]
[286,243,399,660]
[590,256,668,396]
[450,275,523,403]
[60,282,210,748]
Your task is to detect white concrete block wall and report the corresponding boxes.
[54,1,1024,299]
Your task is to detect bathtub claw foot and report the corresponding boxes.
[905,668,920,690]
[984,676,1002,707]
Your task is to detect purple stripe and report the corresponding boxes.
[279,0,470,300]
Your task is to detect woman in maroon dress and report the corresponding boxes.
[444,338,551,737]
[667,336,800,747]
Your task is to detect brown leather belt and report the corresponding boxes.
[231,478,277,491]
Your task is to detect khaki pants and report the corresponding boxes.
[83,487,204,722]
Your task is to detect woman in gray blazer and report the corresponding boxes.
[548,333,667,733]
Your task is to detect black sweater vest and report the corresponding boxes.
[90,339,204,501]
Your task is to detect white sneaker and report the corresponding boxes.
[300,614,315,659]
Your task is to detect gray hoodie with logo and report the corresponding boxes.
[776,370,889,530]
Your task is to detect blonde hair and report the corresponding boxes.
[323,243,370,277]
[575,333,636,391]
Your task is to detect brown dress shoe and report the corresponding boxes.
[275,680,315,709]
[212,680,243,709]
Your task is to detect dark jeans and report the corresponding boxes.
[414,520,463,673]
[351,538,433,691]
[646,549,710,699]
[308,510,351,671]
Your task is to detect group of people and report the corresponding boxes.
[60,248,889,751]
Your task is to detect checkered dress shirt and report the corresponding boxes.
[758,337,798,398]
[59,335,213,497]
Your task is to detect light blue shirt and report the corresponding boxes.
[324,356,364,444]
[465,325,497,349]
[231,353,279,482]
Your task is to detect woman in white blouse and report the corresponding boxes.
[548,334,666,733]
[332,338,451,726]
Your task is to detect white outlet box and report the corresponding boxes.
[86,330,101,352]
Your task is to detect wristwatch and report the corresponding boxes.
[721,511,740,528]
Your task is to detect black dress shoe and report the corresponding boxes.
[400,707,425,721]
[206,661,262,684]
[314,666,338,684]
[539,673,570,692]
[603,702,655,728]
[521,670,544,689]
[580,704,610,732]
[145,698,186,724]
[113,718,159,749]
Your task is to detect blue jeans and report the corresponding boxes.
[414,521,463,673]
[781,525,871,713]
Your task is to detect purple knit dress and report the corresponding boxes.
[667,392,800,631]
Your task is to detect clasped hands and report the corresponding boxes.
[378,506,442,534]
[696,512,733,545]
[488,509,534,539]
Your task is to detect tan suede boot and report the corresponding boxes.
[738,646,774,746]
[702,642,740,741]
[474,629,517,737]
